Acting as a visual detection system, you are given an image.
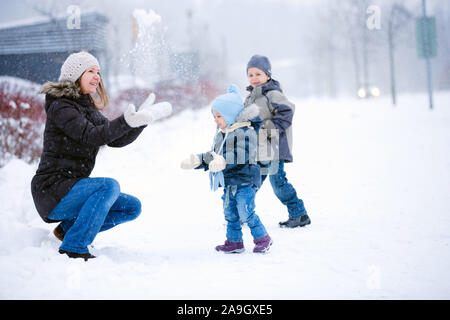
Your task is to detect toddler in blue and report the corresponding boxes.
[181,84,272,253]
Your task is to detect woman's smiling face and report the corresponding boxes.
[79,66,100,94]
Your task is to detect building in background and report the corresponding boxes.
[0,11,109,84]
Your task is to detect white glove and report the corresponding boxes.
[145,101,173,122]
[124,103,153,128]
[180,154,201,169]
[139,93,173,122]
[137,92,156,111]
[209,152,226,173]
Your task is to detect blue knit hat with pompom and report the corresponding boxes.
[211,84,244,127]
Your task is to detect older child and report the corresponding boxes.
[181,84,272,253]
[244,54,311,229]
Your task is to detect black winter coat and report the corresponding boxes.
[31,81,145,223]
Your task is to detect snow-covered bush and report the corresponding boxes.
[0,77,45,167]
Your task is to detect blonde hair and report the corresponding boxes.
[92,78,109,110]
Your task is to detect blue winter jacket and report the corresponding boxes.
[197,104,262,188]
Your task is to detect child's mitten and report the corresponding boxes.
[181,154,201,169]
[209,152,226,172]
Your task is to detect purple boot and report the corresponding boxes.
[253,235,273,253]
[215,240,245,254]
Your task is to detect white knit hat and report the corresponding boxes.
[58,51,100,82]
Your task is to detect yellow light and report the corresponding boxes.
[370,87,381,97]
[357,88,367,99]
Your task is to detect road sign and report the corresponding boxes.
[416,16,437,59]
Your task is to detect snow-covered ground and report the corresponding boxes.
[1,92,450,299]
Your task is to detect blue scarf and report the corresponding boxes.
[209,129,229,191]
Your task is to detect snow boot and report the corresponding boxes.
[253,235,273,253]
[53,224,65,241]
[279,214,311,228]
[59,249,96,261]
[215,240,245,253]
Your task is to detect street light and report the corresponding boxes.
[388,4,412,106]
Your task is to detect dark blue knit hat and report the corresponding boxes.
[247,55,272,77]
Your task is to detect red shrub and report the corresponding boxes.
[0,77,45,167]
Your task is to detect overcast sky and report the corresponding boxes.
[1,0,448,97]
[0,0,328,93]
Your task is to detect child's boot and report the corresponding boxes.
[253,235,272,253]
[59,249,96,261]
[215,240,245,253]
[279,214,311,228]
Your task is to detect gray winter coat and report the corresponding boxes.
[244,79,295,163]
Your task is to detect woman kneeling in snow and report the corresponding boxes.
[31,51,172,261]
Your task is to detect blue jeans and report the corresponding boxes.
[259,161,307,219]
[48,177,141,254]
[222,184,268,242]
